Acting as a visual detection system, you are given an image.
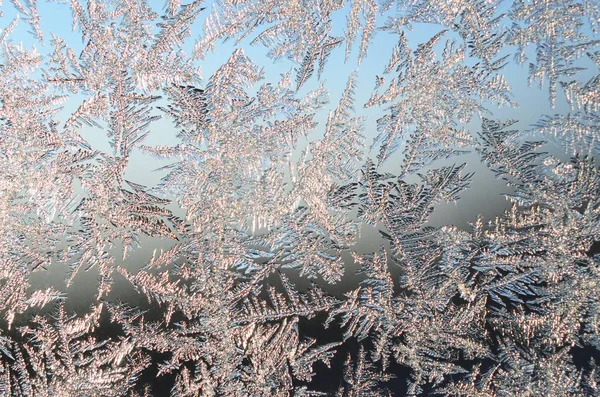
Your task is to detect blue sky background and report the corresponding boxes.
[1,0,582,163]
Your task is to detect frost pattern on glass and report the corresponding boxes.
[0,0,599,395]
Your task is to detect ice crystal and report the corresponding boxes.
[0,0,599,395]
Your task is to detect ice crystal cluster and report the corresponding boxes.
[0,0,599,395]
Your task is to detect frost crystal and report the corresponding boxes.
[0,0,599,395]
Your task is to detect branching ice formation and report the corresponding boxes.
[0,0,599,395]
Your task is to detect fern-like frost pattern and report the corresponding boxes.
[0,0,599,395]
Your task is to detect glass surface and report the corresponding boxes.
[0,0,599,395]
